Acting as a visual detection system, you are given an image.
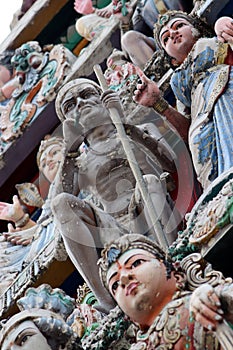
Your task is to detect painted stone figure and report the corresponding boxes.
[0,284,81,350]
[0,136,65,298]
[96,233,233,349]
[52,77,181,312]
[0,40,74,144]
[134,11,233,190]
[89,0,193,68]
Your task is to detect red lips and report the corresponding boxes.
[126,282,139,296]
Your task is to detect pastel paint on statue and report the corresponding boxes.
[1,320,51,350]
[39,144,63,183]
[159,18,197,64]
[107,248,176,327]
[170,37,233,189]
[0,137,64,297]
[75,14,109,41]
[152,11,233,189]
[0,285,79,350]
[98,234,233,349]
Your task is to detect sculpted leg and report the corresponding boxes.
[51,193,115,312]
[121,31,155,68]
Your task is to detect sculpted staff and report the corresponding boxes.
[52,77,180,312]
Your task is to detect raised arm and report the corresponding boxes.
[133,70,190,142]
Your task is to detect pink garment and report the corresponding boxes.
[74,0,95,14]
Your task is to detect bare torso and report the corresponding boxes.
[77,128,162,215]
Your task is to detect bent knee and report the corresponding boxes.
[52,193,87,221]
[121,30,139,49]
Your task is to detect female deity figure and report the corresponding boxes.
[134,12,233,190]
[97,233,233,349]
[0,284,81,350]
[0,135,64,294]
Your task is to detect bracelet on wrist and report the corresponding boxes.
[120,20,133,34]
[15,213,30,228]
[153,97,169,114]
[67,151,80,158]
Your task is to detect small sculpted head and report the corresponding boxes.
[153,11,212,65]
[37,135,64,183]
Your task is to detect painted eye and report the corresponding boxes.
[131,259,145,268]
[111,280,119,293]
[19,334,31,345]
[163,36,169,45]
[176,23,185,29]
[22,49,29,57]
[64,101,76,113]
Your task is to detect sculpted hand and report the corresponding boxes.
[63,118,84,153]
[101,90,124,115]
[190,283,224,331]
[214,16,233,43]
[4,223,34,245]
[133,68,161,107]
[0,195,25,223]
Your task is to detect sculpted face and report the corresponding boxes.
[107,248,176,327]
[39,144,63,183]
[60,83,110,133]
[159,18,198,64]
[1,320,51,350]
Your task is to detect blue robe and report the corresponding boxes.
[171,38,233,189]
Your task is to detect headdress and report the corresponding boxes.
[98,234,174,290]
[55,78,102,122]
[153,10,213,50]
[76,282,97,306]
[0,284,80,350]
[37,134,64,168]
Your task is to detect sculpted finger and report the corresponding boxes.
[225,22,233,32]
[222,32,233,43]
[12,195,20,205]
[194,312,217,331]
[15,237,31,245]
[7,223,16,233]
[206,289,222,308]
[135,66,150,84]
[21,239,32,246]
[217,35,225,42]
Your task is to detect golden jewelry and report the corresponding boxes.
[153,97,169,114]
